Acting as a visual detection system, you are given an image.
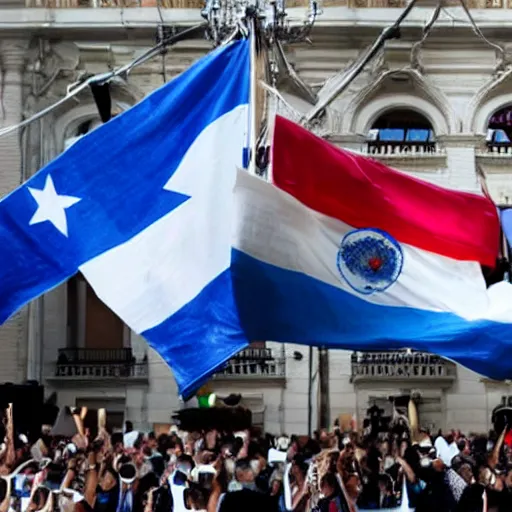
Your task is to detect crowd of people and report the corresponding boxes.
[0,404,511,512]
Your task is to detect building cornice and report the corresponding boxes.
[325,133,366,144]
[3,6,512,32]
[436,134,487,147]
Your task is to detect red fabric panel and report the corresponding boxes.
[272,116,499,267]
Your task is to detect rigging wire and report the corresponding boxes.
[0,2,506,139]
[303,0,420,124]
[410,2,442,67]
[0,22,206,140]
[457,0,505,65]
[156,0,168,83]
[439,2,505,67]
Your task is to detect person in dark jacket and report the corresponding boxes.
[377,474,398,509]
[415,460,457,512]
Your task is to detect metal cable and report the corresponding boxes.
[410,2,442,67]
[156,0,168,83]
[0,22,206,139]
[304,0,420,124]
[458,0,505,65]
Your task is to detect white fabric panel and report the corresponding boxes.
[233,169,496,321]
[80,105,248,333]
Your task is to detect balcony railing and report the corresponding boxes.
[485,142,512,156]
[366,142,443,158]
[53,347,148,382]
[57,347,134,363]
[215,348,286,380]
[231,348,273,361]
[351,350,456,383]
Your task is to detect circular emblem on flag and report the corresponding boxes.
[337,228,403,295]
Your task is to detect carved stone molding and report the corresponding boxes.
[466,66,512,133]
[437,133,487,148]
[326,133,366,144]
[0,39,30,72]
[341,67,459,136]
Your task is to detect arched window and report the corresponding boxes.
[367,109,436,155]
[64,118,103,151]
[487,105,512,152]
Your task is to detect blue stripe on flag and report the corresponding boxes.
[142,269,247,398]
[232,249,512,381]
[502,208,512,249]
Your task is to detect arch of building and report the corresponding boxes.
[53,82,143,153]
[349,94,447,138]
[369,108,433,130]
[341,69,456,137]
[467,69,512,133]
[471,94,512,135]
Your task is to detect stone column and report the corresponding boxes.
[0,40,30,383]
[437,134,485,193]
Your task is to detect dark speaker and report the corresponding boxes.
[492,404,512,435]
[172,407,252,432]
[0,384,44,443]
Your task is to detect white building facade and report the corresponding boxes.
[1,1,512,435]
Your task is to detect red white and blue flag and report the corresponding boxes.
[232,115,512,380]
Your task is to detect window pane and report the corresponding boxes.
[378,129,405,142]
[494,129,510,143]
[406,129,430,142]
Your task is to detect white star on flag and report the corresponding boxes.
[28,175,81,237]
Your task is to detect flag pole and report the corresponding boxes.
[248,14,258,176]
[307,345,313,437]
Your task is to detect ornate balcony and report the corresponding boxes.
[350,350,456,385]
[484,142,512,156]
[51,347,149,383]
[214,348,286,382]
[365,141,444,157]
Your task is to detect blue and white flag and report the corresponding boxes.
[0,39,250,397]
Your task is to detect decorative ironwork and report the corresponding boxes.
[351,350,457,383]
[57,347,135,363]
[367,141,438,155]
[200,0,321,45]
[215,349,285,379]
[55,362,149,379]
[486,142,512,155]
[365,142,443,157]
[54,348,148,381]
[232,347,273,360]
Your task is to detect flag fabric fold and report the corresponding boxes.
[0,39,251,397]
[501,208,512,251]
[232,115,512,381]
